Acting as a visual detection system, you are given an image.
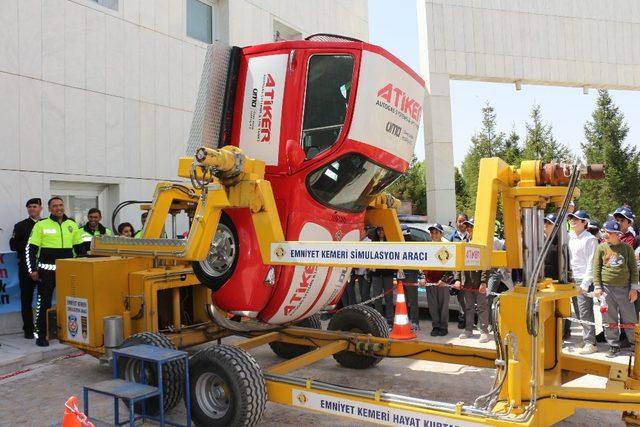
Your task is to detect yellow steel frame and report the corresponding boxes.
[90,146,284,264]
[71,147,640,425]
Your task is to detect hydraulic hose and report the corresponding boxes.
[111,200,152,234]
[525,164,580,336]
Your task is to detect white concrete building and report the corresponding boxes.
[417,0,640,223]
[0,0,368,330]
[0,0,368,251]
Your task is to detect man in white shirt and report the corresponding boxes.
[568,210,599,354]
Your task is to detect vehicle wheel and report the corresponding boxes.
[117,332,184,415]
[192,212,239,291]
[327,305,388,369]
[269,314,321,359]
[190,344,266,427]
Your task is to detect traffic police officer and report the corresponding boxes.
[134,212,148,238]
[27,197,83,346]
[9,198,42,339]
[75,208,112,255]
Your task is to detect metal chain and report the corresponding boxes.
[564,316,638,330]
[327,281,501,315]
[65,399,95,427]
[421,282,502,297]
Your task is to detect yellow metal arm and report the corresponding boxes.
[92,146,284,263]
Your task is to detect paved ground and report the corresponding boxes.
[0,315,633,426]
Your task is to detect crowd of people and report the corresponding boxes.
[561,205,640,357]
[9,197,144,347]
[339,205,640,358]
[341,213,496,343]
[10,194,640,358]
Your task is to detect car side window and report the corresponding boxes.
[410,228,430,242]
[301,55,354,160]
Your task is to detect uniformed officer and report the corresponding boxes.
[27,197,83,347]
[75,208,112,255]
[9,198,42,339]
[134,212,148,238]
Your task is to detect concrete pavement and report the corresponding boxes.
[0,333,75,376]
[0,316,632,426]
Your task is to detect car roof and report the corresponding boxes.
[397,214,429,223]
[401,222,456,240]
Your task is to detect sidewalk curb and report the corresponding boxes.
[0,334,75,376]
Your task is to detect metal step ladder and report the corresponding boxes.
[83,344,191,427]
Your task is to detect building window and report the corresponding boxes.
[274,20,302,41]
[187,0,213,44]
[91,0,119,11]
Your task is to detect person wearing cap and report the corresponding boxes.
[400,225,421,331]
[568,210,599,354]
[422,223,453,336]
[593,220,639,358]
[9,198,42,339]
[370,227,395,325]
[613,207,637,249]
[451,213,469,329]
[452,219,492,343]
[612,207,640,319]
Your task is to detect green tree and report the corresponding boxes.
[522,104,571,162]
[454,166,470,214]
[503,127,523,166]
[578,90,640,220]
[387,156,427,215]
[460,103,506,210]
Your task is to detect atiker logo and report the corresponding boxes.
[260,74,276,143]
[283,265,316,316]
[377,83,422,122]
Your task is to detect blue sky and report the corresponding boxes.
[368,0,640,166]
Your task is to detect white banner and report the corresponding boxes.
[292,390,483,427]
[238,54,287,166]
[66,296,89,344]
[347,50,425,163]
[271,242,456,268]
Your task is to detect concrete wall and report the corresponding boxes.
[0,0,368,332]
[417,0,640,223]
[0,0,369,253]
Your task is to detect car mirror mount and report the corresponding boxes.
[285,139,305,172]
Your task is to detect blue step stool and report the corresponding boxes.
[83,344,191,427]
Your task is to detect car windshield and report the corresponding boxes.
[306,153,400,213]
[301,55,354,160]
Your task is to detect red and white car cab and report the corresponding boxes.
[192,35,425,325]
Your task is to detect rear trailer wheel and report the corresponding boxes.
[190,344,266,427]
[117,332,184,415]
[269,314,321,359]
[327,305,389,369]
[192,212,239,291]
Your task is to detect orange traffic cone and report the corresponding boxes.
[389,280,417,340]
[61,396,82,427]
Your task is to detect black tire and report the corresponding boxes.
[117,332,184,415]
[327,305,389,369]
[268,314,321,359]
[192,212,239,291]
[190,344,266,427]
